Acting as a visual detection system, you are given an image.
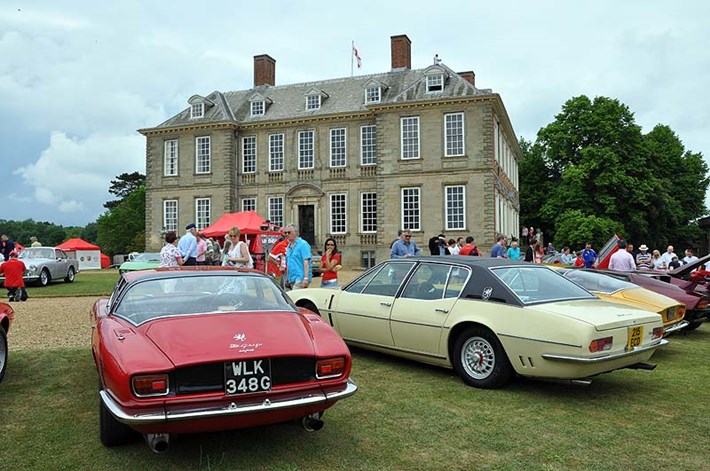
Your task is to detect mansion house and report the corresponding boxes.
[139,34,520,268]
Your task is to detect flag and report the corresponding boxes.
[353,45,362,69]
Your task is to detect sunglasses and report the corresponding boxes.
[229,235,238,239]
[404,235,411,238]
[283,231,291,235]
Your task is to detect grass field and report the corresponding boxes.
[2,270,709,470]
[22,268,121,298]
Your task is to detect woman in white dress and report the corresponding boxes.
[224,227,253,268]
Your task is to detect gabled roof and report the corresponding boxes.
[150,64,488,130]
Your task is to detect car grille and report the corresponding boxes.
[172,357,316,395]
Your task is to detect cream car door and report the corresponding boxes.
[333,261,415,347]
[391,263,470,355]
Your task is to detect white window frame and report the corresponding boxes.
[329,128,347,167]
[163,200,178,232]
[241,197,256,212]
[195,198,211,230]
[400,117,420,160]
[191,103,204,118]
[242,136,257,174]
[163,139,178,176]
[195,136,211,174]
[251,100,264,117]
[426,74,444,92]
[329,193,347,234]
[365,86,381,104]
[360,125,377,166]
[445,112,465,157]
[445,185,466,230]
[268,197,284,228]
[306,95,321,110]
[298,130,315,169]
[401,187,421,231]
[360,192,377,233]
[269,133,284,172]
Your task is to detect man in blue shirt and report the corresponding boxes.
[285,223,312,290]
[582,242,597,268]
[177,223,198,265]
[391,229,421,258]
[490,235,507,258]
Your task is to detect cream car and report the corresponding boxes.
[288,257,668,389]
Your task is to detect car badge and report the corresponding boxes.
[482,287,493,301]
[233,333,246,342]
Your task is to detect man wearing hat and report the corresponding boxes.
[177,223,199,266]
[636,244,652,270]
[0,250,28,301]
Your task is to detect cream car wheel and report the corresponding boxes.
[0,326,7,382]
[453,327,513,389]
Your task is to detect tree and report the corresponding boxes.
[104,172,146,210]
[520,95,709,250]
[97,186,146,257]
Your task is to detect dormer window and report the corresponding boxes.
[426,74,444,92]
[251,100,264,116]
[191,103,204,118]
[306,94,321,110]
[365,86,381,104]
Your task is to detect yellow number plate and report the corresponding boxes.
[627,326,643,350]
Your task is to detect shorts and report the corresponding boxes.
[320,279,339,289]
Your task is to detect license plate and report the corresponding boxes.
[627,326,643,350]
[224,359,272,395]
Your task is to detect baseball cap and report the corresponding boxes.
[185,223,196,230]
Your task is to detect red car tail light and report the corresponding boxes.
[132,374,170,397]
[589,337,613,353]
[652,327,664,340]
[316,357,346,379]
[696,297,709,310]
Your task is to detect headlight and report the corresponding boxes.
[27,265,38,275]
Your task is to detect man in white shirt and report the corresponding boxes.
[660,245,677,267]
[609,240,636,271]
[682,249,699,265]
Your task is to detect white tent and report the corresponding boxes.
[56,238,102,270]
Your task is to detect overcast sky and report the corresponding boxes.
[2,1,709,227]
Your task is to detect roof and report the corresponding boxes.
[56,238,101,251]
[151,64,490,130]
[201,211,280,238]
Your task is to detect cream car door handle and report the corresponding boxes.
[435,308,449,313]
[380,302,392,307]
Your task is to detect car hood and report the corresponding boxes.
[534,299,661,331]
[142,311,315,367]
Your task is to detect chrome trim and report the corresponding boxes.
[663,320,689,335]
[541,339,668,363]
[498,332,582,348]
[344,338,448,360]
[99,379,357,425]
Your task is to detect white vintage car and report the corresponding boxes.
[0,247,80,287]
[288,257,668,389]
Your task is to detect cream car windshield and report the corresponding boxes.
[562,269,637,294]
[114,274,295,324]
[491,266,595,304]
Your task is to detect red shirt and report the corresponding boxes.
[321,252,341,282]
[268,239,289,275]
[0,258,26,288]
[459,244,478,256]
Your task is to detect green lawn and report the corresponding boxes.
[24,268,119,298]
[1,329,709,470]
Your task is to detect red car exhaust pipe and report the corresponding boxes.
[300,412,324,432]
[144,433,170,453]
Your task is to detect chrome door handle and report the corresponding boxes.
[435,308,449,313]
[380,302,392,307]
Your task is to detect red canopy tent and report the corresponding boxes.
[201,211,279,238]
[56,238,102,270]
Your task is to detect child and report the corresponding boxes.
[0,250,28,301]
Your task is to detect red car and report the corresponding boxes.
[0,302,14,383]
[91,267,357,452]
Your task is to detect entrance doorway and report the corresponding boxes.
[298,205,315,247]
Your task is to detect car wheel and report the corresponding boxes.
[38,269,51,287]
[64,267,76,283]
[99,390,138,447]
[453,326,513,389]
[300,300,320,315]
[0,326,7,383]
[685,321,703,331]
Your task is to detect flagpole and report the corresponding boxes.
[351,40,354,76]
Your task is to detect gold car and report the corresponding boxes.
[558,268,688,335]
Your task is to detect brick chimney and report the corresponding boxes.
[458,71,476,86]
[391,34,411,70]
[253,54,275,87]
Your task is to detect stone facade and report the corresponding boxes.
[139,35,521,269]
